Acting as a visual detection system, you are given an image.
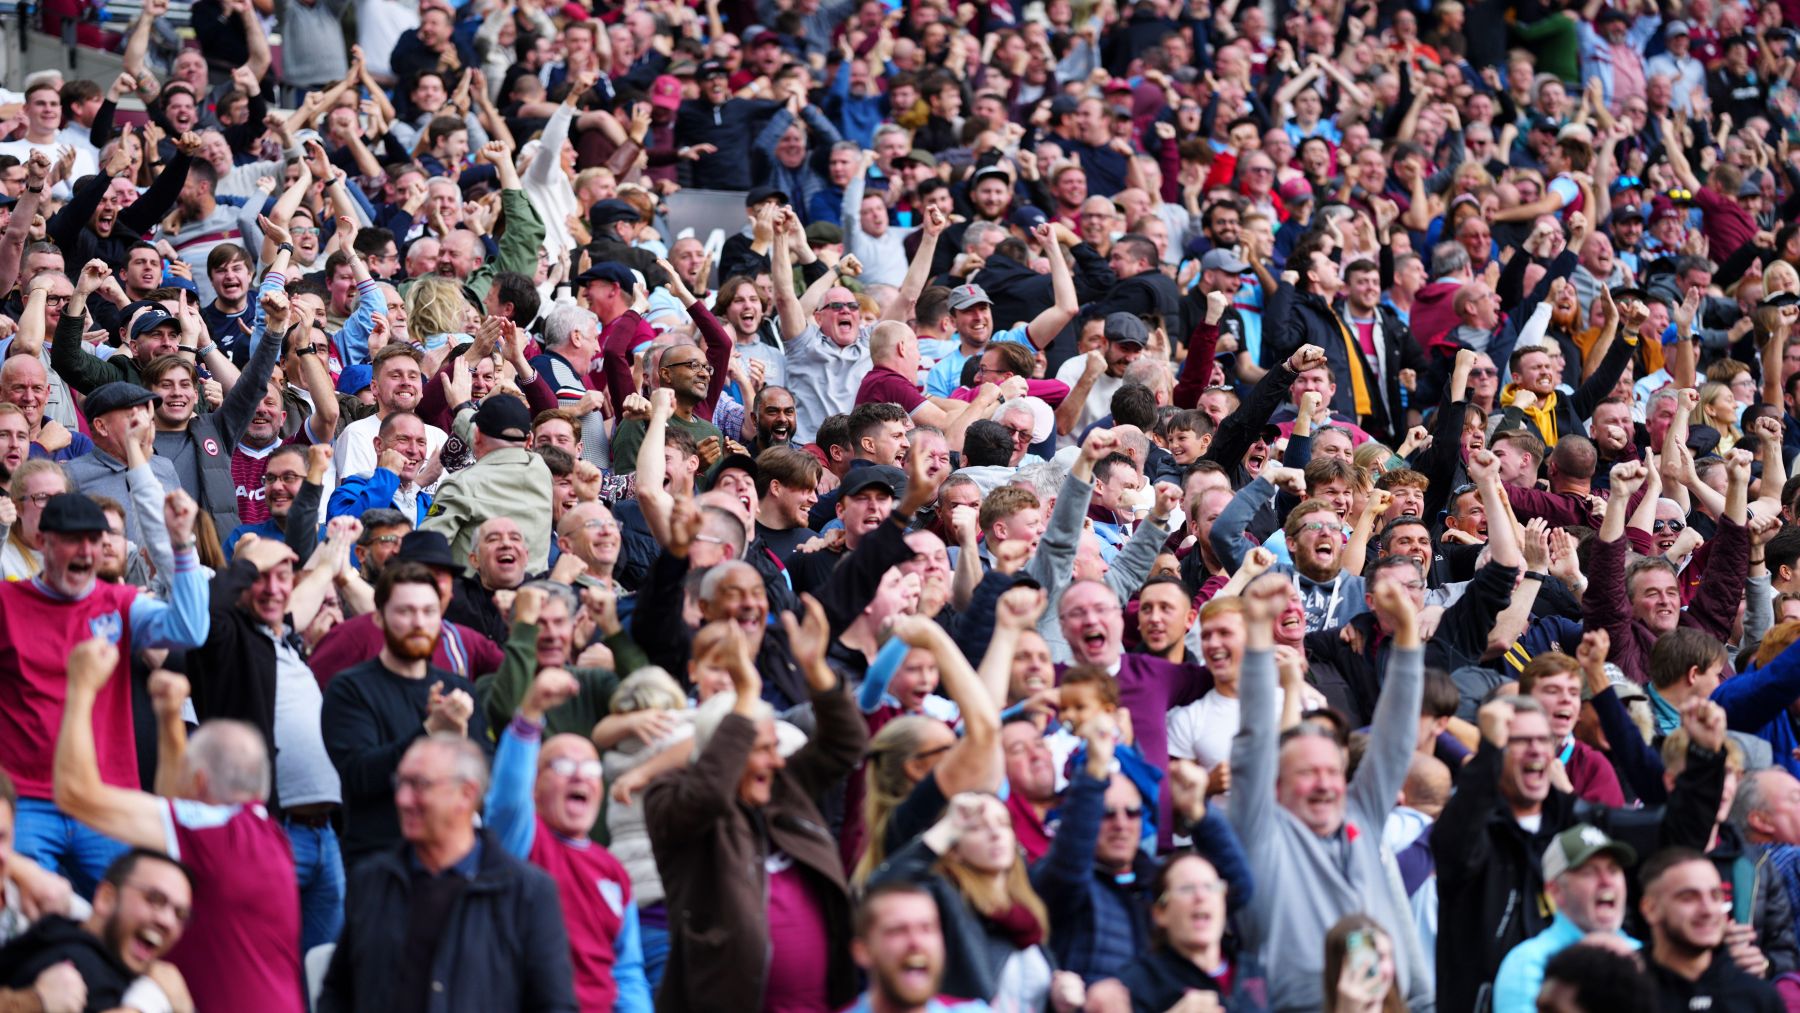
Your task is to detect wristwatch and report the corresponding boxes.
[277,242,295,254]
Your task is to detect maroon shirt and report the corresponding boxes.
[307,612,504,689]
[855,364,925,412]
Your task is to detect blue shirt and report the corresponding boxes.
[1491,912,1638,1013]
[922,324,1032,398]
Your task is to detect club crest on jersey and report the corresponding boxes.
[88,610,123,645]
[597,879,624,917]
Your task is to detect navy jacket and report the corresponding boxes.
[319,832,576,1013]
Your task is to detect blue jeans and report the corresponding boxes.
[12,797,132,898]
[285,818,345,951]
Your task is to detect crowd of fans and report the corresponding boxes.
[0,0,1796,1009]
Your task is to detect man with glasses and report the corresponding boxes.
[607,340,723,477]
[0,846,195,1010]
[484,664,651,1010]
[224,443,329,560]
[1,353,88,461]
[322,731,574,1009]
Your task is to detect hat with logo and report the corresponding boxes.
[947,284,993,310]
[129,307,179,342]
[1540,823,1636,882]
[696,59,729,80]
[650,75,683,110]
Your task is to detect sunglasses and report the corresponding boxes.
[822,301,859,312]
[1103,806,1144,820]
[1611,175,1642,189]
[1652,518,1686,533]
[547,758,603,779]
[1469,367,1498,377]
[1667,188,1693,202]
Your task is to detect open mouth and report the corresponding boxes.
[1592,888,1621,918]
[128,927,163,965]
[495,547,521,569]
[1079,628,1107,654]
[1021,672,1048,692]
[1520,758,1548,791]
[1205,646,1231,666]
[566,783,593,806]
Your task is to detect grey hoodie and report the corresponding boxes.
[1229,645,1435,1012]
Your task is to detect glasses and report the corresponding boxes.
[1451,483,1478,498]
[1059,604,1121,622]
[664,359,713,374]
[19,491,54,507]
[1390,579,1427,591]
[1668,188,1693,201]
[392,773,456,794]
[547,758,603,779]
[1469,367,1498,378]
[822,301,859,312]
[293,226,321,236]
[1161,881,1228,903]
[1103,805,1144,820]
[1296,521,1332,534]
[123,882,191,923]
[43,294,69,305]
[912,742,954,763]
[1004,424,1032,442]
[581,519,620,532]
[1612,175,1642,189]
[262,471,305,485]
[1653,518,1686,533]
[365,534,403,546]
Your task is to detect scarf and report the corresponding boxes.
[1328,310,1374,416]
[986,899,1045,950]
[1647,683,1681,737]
[1502,382,1560,446]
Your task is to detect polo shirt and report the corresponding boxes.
[785,323,873,444]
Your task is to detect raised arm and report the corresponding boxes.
[890,616,1001,795]
[1021,223,1080,348]
[771,222,808,344]
[882,204,946,323]
[54,639,168,851]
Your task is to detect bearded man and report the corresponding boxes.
[322,561,492,868]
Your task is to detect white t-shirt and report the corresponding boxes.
[1167,690,1241,770]
[0,139,94,199]
[1052,356,1122,447]
[332,411,449,506]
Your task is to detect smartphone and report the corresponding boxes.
[1346,930,1380,986]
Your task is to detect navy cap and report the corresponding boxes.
[575,261,638,289]
[746,184,789,207]
[1010,204,1048,230]
[840,465,906,498]
[83,381,160,418]
[0,193,17,210]
[38,493,111,534]
[696,59,728,79]
[396,529,457,569]
[474,394,532,441]
[129,307,178,342]
[336,363,374,396]
[589,199,642,227]
[704,452,759,491]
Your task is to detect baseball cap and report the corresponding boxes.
[895,149,938,168]
[695,59,728,80]
[805,221,844,245]
[840,465,906,498]
[1278,177,1314,203]
[1738,177,1765,198]
[1667,18,1690,35]
[1596,7,1629,24]
[38,493,111,535]
[129,307,179,342]
[1653,205,1685,224]
[972,165,1013,188]
[335,363,373,397]
[575,261,638,289]
[1104,311,1149,347]
[746,184,789,208]
[946,284,992,310]
[1049,95,1080,117]
[84,381,160,418]
[650,75,683,110]
[1010,205,1048,230]
[473,395,531,441]
[0,194,17,210]
[704,453,759,491]
[1540,823,1636,883]
[1527,114,1559,133]
[589,199,642,227]
[396,529,457,570]
[1201,248,1250,274]
[1763,291,1800,309]
[1607,204,1646,224]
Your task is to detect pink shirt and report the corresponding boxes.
[763,856,831,1012]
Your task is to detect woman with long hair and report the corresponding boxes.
[712,274,786,391]
[868,792,1075,1009]
[1322,914,1406,1013]
[1689,380,1743,451]
[1088,852,1266,1012]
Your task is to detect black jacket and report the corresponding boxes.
[319,832,577,1013]
[1432,736,1727,1013]
[673,97,783,190]
[1263,281,1407,440]
[0,915,133,1011]
[1089,267,1182,329]
[46,153,195,276]
[183,556,288,807]
[1648,948,1784,1013]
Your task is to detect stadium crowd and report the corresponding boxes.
[0,0,1798,1008]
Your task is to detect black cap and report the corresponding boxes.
[589,199,642,227]
[396,529,457,569]
[0,194,17,210]
[84,381,160,418]
[840,465,906,498]
[1763,291,1800,309]
[746,184,789,207]
[696,59,728,79]
[474,395,532,441]
[1686,426,1722,456]
[704,452,760,491]
[574,262,638,289]
[38,493,110,535]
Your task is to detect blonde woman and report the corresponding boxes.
[868,792,1079,1010]
[1,459,68,581]
[1689,381,1742,451]
[405,274,472,354]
